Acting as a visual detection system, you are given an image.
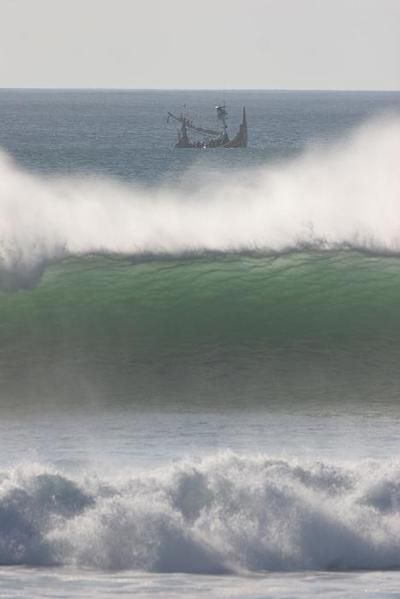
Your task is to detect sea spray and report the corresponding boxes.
[0,115,399,289]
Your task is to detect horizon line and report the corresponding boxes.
[0,87,399,93]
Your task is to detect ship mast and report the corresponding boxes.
[216,105,229,143]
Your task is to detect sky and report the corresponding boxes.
[0,0,399,90]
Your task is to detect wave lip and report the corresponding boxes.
[1,455,400,573]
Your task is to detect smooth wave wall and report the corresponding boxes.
[1,455,400,572]
[0,116,399,290]
[2,250,400,409]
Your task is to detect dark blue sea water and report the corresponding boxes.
[1,90,400,597]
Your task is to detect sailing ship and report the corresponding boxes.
[167,105,247,148]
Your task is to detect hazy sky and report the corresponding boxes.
[0,0,399,90]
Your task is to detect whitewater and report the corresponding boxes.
[1,90,400,597]
[2,454,400,572]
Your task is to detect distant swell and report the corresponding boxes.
[1,455,400,572]
[0,115,400,291]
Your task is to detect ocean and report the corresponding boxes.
[1,89,400,598]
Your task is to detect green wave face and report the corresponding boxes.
[1,252,400,410]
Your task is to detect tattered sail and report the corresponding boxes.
[167,105,247,148]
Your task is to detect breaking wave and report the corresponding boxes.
[1,454,400,573]
[0,115,399,291]
[2,116,400,407]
